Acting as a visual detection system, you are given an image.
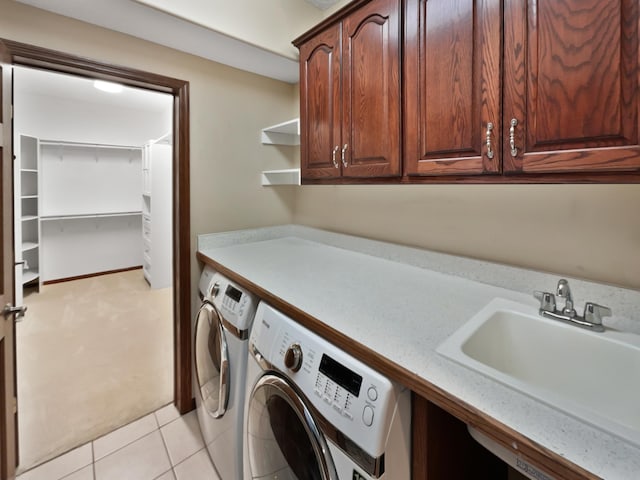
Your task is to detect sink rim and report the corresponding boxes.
[436,297,640,448]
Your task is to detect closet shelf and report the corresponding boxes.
[23,270,39,285]
[41,211,143,221]
[40,140,141,150]
[21,169,38,173]
[21,215,38,222]
[21,195,38,199]
[22,242,38,252]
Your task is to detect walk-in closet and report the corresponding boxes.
[13,66,175,472]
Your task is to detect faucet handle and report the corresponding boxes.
[583,302,612,326]
[534,291,556,312]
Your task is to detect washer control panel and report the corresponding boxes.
[251,302,404,458]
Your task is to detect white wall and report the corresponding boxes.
[41,215,143,280]
[14,90,171,146]
[135,0,324,59]
[39,145,142,217]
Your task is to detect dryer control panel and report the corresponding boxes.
[209,272,257,332]
[250,302,406,459]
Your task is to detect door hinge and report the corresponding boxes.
[0,123,4,147]
[12,397,16,414]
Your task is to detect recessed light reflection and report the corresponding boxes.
[93,80,123,93]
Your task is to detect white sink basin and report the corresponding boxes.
[437,297,640,446]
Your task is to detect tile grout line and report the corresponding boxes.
[92,414,160,463]
[91,441,96,480]
[156,413,176,477]
[172,447,209,472]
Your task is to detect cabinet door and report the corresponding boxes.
[404,0,501,176]
[341,0,401,178]
[503,0,640,174]
[299,24,342,179]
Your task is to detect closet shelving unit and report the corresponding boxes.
[141,133,172,289]
[36,140,143,283]
[16,135,41,294]
[260,118,301,186]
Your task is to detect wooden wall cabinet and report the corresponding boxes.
[404,0,640,179]
[404,0,502,176]
[503,0,640,175]
[294,0,402,180]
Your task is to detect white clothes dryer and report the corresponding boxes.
[243,302,411,480]
[195,265,258,479]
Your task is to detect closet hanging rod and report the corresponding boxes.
[39,140,142,150]
[41,211,143,221]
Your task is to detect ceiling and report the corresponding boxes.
[14,66,173,113]
[306,0,343,9]
[15,0,335,83]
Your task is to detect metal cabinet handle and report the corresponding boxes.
[341,144,348,167]
[509,118,519,157]
[331,145,339,168]
[486,122,494,159]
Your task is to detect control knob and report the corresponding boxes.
[284,343,303,372]
[211,282,220,298]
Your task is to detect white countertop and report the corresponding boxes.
[198,225,640,479]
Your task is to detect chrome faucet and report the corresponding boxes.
[556,279,576,317]
[533,279,611,332]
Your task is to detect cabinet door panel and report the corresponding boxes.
[404,0,501,175]
[342,0,401,177]
[299,25,342,179]
[504,0,640,174]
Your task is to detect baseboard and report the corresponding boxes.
[43,266,143,285]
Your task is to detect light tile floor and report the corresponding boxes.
[17,404,220,480]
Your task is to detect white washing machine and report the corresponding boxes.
[243,302,411,480]
[195,265,258,479]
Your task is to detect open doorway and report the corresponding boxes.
[0,39,192,478]
[13,66,175,470]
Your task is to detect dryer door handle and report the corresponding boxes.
[212,307,230,418]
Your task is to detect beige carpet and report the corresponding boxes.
[17,269,174,472]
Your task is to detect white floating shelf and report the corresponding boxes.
[261,118,300,145]
[261,169,300,186]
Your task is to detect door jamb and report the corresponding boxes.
[0,38,193,414]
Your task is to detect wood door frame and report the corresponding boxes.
[0,39,193,414]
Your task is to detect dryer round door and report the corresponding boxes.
[194,301,229,418]
[246,374,337,480]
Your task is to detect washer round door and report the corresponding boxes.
[194,301,229,418]
[246,374,337,480]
